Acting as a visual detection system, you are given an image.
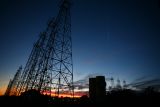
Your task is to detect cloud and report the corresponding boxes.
[73,73,105,90]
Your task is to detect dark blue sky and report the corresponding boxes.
[0,0,160,93]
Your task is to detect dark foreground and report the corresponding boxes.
[1,88,160,107]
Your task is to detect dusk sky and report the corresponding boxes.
[0,0,160,95]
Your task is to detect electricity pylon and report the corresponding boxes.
[15,0,73,97]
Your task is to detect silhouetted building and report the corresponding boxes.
[89,76,106,101]
[89,78,96,99]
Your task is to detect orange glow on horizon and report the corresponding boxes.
[0,85,7,96]
[0,86,88,97]
[43,91,88,98]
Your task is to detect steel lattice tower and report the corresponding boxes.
[5,66,22,96]
[16,0,73,97]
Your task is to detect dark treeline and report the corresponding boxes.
[1,87,160,107]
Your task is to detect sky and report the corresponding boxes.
[0,0,160,95]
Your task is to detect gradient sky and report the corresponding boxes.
[0,0,160,95]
